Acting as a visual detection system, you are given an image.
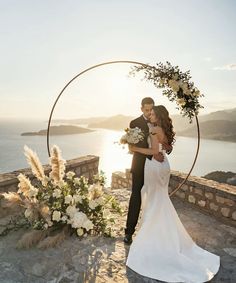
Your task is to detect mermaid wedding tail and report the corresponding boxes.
[126,154,220,283]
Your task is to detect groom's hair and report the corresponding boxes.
[141,97,154,107]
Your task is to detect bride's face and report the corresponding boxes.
[150,109,158,123]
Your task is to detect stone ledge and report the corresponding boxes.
[112,169,236,226]
[0,155,99,193]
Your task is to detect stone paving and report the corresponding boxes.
[0,188,235,283]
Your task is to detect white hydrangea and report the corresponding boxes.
[82,219,94,231]
[66,205,77,217]
[70,211,88,229]
[52,210,61,222]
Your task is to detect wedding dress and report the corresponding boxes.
[126,138,220,283]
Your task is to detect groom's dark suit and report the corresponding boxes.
[125,115,152,236]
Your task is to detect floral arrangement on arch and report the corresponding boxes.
[130,61,204,122]
[2,145,122,249]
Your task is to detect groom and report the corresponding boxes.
[124,97,171,244]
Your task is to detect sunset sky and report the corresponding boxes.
[0,0,235,119]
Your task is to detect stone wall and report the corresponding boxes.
[112,169,236,226]
[0,155,99,194]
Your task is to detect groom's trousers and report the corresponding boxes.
[125,170,144,235]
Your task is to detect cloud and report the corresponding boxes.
[213,63,236,71]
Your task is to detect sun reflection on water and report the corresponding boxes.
[97,130,132,185]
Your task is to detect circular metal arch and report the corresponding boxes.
[46,60,200,197]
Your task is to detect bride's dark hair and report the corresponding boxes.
[153,105,176,146]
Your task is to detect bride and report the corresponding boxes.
[126,105,220,283]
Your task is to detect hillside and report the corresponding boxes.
[21,125,94,136]
[48,108,236,142]
[172,107,236,133]
[88,114,134,130]
[52,117,108,125]
[178,120,236,142]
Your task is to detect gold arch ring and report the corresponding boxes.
[46,60,200,197]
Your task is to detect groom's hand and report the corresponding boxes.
[153,152,164,163]
[162,143,173,154]
[128,144,134,153]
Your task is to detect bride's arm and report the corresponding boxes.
[130,135,159,155]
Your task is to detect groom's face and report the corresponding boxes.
[141,103,154,120]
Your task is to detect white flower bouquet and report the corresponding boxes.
[120,127,145,145]
[2,145,122,249]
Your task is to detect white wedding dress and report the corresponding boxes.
[126,139,220,283]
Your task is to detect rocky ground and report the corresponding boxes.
[0,188,235,283]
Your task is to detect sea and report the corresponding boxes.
[0,119,236,185]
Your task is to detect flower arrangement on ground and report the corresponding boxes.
[2,145,122,249]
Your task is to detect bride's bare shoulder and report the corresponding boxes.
[151,126,163,134]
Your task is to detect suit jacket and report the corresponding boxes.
[130,115,152,174]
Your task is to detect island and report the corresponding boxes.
[203,171,236,186]
[21,125,94,136]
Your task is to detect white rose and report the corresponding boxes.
[65,195,73,204]
[52,210,61,222]
[53,188,61,198]
[66,205,77,217]
[179,82,189,93]
[168,79,180,92]
[177,98,186,107]
[77,228,84,236]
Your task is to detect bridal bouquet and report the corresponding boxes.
[120,127,145,145]
[2,145,122,249]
